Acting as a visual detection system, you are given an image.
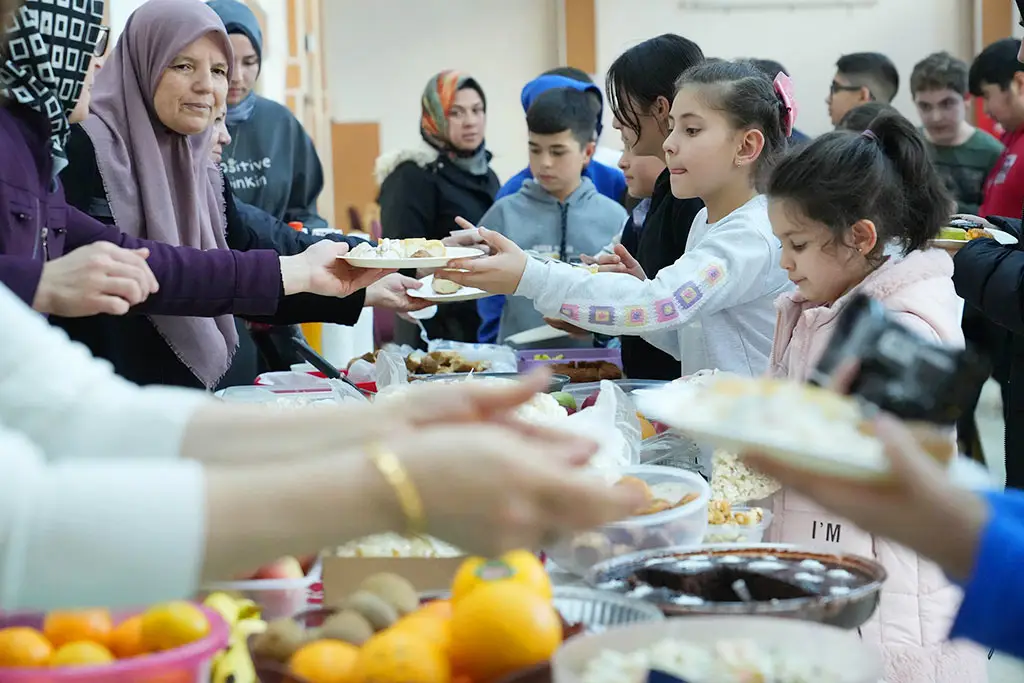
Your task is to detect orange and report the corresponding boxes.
[43,609,113,649]
[108,615,147,659]
[352,629,449,683]
[421,598,453,620]
[49,641,115,667]
[450,582,561,683]
[288,639,359,683]
[139,602,210,652]
[637,413,657,439]
[451,550,551,604]
[392,611,451,654]
[0,626,53,667]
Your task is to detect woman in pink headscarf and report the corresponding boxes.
[57,0,407,389]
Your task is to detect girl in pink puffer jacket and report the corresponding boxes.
[762,113,988,682]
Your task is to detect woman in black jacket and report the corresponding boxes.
[376,70,499,347]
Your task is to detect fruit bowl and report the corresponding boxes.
[0,606,229,683]
[199,555,317,620]
[585,544,886,629]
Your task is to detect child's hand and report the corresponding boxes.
[741,413,987,581]
[440,218,528,295]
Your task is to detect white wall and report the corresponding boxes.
[323,0,560,183]
[594,0,972,141]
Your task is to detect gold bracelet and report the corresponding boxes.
[367,442,426,536]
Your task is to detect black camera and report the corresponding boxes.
[809,294,991,425]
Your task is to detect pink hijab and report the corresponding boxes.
[81,0,237,389]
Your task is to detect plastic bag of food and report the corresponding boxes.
[560,380,641,482]
[426,339,518,372]
[375,349,410,389]
[640,431,711,478]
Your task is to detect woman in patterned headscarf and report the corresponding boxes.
[376,70,500,347]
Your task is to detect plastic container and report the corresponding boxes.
[0,606,228,683]
[551,615,882,683]
[703,507,773,544]
[517,348,623,373]
[200,562,318,620]
[545,465,710,576]
[562,380,667,406]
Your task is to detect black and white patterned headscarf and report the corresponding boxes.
[0,0,105,175]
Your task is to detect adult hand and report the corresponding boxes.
[32,242,159,316]
[440,217,528,295]
[443,227,492,255]
[542,317,592,339]
[389,423,646,555]
[741,413,988,581]
[365,273,432,312]
[280,241,394,297]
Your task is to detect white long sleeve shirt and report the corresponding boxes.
[0,284,211,609]
[516,195,793,376]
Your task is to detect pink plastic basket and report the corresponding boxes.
[0,606,229,683]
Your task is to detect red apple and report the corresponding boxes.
[298,554,318,575]
[252,555,305,581]
[580,390,600,411]
[652,420,670,435]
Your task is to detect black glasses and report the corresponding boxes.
[93,25,109,57]
[829,80,863,95]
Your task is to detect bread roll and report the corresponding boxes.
[432,277,463,295]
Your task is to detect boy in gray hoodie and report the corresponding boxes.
[478,88,628,345]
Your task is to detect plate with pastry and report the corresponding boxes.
[633,375,889,479]
[342,238,484,268]
[929,225,1017,253]
[408,273,488,303]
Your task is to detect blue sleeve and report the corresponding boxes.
[477,295,505,344]
[496,169,529,202]
[948,491,1024,658]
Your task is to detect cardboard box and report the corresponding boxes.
[321,556,466,606]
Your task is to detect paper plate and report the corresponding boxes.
[632,385,889,480]
[929,227,1017,252]
[408,273,488,303]
[341,246,483,269]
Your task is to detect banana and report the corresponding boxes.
[204,592,267,683]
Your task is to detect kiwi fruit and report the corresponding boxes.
[251,617,306,662]
[339,590,399,630]
[359,573,420,616]
[318,609,375,645]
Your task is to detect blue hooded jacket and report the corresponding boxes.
[480,75,627,344]
[494,75,627,203]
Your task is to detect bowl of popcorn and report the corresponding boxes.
[703,501,772,544]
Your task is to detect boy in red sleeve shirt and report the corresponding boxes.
[971,38,1024,218]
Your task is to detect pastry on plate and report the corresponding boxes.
[431,277,463,295]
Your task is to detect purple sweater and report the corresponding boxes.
[0,104,282,315]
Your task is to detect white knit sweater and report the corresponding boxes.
[516,194,794,377]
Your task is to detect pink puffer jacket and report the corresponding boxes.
[765,249,988,682]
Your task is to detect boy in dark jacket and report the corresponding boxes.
[477,88,627,345]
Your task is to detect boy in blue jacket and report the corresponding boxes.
[495,68,626,203]
[477,87,627,345]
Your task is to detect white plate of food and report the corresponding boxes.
[632,376,888,479]
[929,225,1017,252]
[342,238,484,268]
[407,273,488,303]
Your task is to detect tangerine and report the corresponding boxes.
[450,582,561,683]
[0,627,52,667]
[637,413,657,439]
[352,629,449,683]
[451,550,551,604]
[392,611,451,654]
[108,615,147,659]
[49,640,115,667]
[43,609,113,649]
[288,639,359,683]
[139,602,210,652]
[420,599,453,620]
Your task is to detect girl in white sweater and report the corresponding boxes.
[447,61,795,377]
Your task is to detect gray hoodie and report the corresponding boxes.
[478,177,627,343]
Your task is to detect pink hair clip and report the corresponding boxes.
[773,72,798,138]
